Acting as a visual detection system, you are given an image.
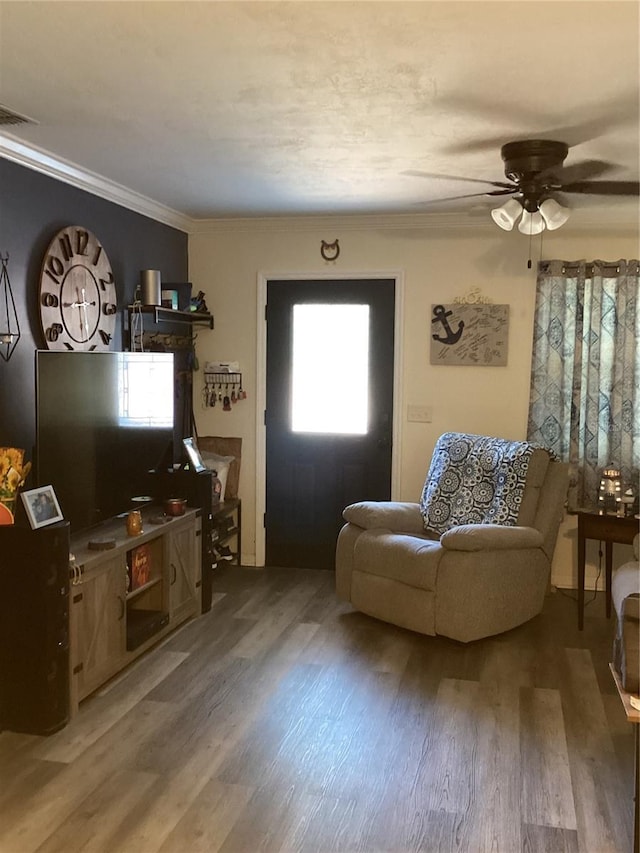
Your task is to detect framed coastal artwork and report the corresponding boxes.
[430,303,509,366]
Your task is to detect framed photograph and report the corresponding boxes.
[162,282,192,311]
[182,437,206,473]
[21,485,64,529]
[161,289,179,310]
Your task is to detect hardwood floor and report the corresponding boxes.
[0,566,634,853]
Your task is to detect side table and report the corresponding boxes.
[577,510,638,630]
[212,499,242,566]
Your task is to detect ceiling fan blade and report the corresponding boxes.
[417,188,518,204]
[403,170,515,190]
[438,93,639,154]
[543,160,616,184]
[559,181,640,196]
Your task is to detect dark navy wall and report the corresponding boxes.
[0,158,188,465]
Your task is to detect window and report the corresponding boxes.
[527,259,639,510]
[291,303,369,434]
[117,352,174,428]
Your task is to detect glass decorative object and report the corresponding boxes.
[0,254,20,362]
[619,484,637,517]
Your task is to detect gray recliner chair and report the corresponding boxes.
[336,432,569,643]
[612,533,639,694]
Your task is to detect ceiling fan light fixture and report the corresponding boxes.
[518,209,545,235]
[490,198,522,231]
[539,198,570,231]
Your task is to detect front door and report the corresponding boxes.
[265,278,395,569]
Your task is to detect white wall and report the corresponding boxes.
[188,212,638,587]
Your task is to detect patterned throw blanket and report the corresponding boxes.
[420,432,539,536]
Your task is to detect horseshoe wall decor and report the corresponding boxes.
[320,239,340,262]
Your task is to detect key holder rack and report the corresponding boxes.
[203,371,246,410]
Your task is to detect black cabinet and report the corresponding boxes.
[147,468,216,612]
[0,522,71,735]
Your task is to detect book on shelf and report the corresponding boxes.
[127,543,151,590]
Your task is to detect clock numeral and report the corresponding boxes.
[103,303,117,316]
[42,292,59,308]
[45,255,65,285]
[93,245,103,266]
[63,342,74,351]
[58,233,73,262]
[57,229,89,262]
[99,273,114,290]
[99,330,112,346]
[75,229,89,256]
[89,345,97,352]
[46,323,64,343]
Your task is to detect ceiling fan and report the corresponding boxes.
[408,139,640,234]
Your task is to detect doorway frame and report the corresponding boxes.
[255,270,405,567]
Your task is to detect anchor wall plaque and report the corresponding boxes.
[430,303,509,366]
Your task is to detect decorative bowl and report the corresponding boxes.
[163,497,187,516]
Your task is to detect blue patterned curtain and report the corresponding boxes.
[527,259,640,510]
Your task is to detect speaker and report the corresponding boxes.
[0,522,70,735]
[140,269,161,306]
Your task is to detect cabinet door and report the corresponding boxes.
[168,520,198,625]
[70,555,127,703]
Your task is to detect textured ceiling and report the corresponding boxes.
[1,1,638,222]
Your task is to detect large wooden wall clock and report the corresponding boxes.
[39,225,117,350]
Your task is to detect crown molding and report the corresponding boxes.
[188,211,479,234]
[0,133,192,233]
[2,133,637,237]
[188,205,639,235]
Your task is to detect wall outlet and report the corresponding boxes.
[407,404,433,423]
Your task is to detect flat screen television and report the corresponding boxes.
[36,350,175,534]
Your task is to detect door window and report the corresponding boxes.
[291,303,369,434]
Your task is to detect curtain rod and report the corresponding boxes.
[547,261,640,276]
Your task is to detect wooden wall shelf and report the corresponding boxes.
[127,304,214,329]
